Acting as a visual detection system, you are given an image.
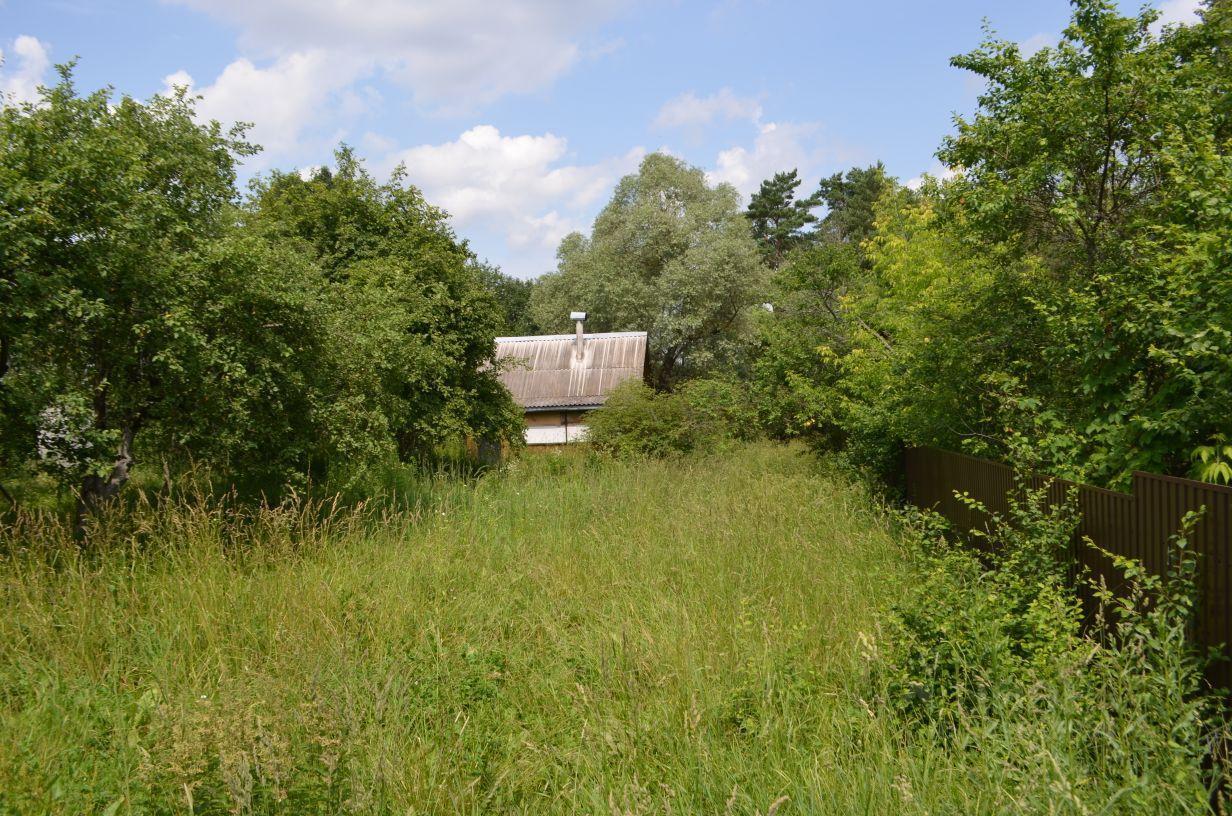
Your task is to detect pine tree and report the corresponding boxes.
[745,169,821,267]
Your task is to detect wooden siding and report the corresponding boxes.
[523,409,589,445]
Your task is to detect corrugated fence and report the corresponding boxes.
[904,446,1232,691]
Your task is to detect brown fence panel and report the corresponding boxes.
[904,447,1013,533]
[904,447,1232,692]
[1073,484,1137,603]
[1134,472,1232,691]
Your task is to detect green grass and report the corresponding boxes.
[1,443,916,813]
[7,443,1201,814]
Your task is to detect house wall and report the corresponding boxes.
[524,410,591,445]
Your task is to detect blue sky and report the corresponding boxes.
[0,0,1202,278]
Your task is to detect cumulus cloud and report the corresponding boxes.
[1153,0,1202,32]
[384,125,644,276]
[906,162,959,191]
[162,51,370,167]
[652,88,762,129]
[0,35,51,105]
[708,121,862,198]
[166,0,633,110]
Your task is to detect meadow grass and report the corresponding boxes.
[3,443,1199,814]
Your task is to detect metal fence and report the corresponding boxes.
[904,446,1232,690]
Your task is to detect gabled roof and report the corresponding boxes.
[494,331,647,411]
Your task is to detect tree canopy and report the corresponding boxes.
[748,0,1232,487]
[531,153,766,389]
[0,71,522,520]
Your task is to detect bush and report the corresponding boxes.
[585,379,760,457]
[882,488,1079,723]
[878,481,1228,812]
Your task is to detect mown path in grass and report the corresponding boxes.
[2,443,928,814]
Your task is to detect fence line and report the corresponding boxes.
[903,446,1232,691]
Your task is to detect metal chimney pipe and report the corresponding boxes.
[570,311,587,360]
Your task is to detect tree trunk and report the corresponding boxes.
[75,426,135,537]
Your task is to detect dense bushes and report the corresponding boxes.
[585,378,759,457]
[0,71,521,517]
[877,487,1227,811]
[749,0,1232,488]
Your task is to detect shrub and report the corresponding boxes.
[878,481,1228,812]
[585,379,760,457]
[882,483,1081,725]
[676,378,762,444]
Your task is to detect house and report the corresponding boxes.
[494,313,647,445]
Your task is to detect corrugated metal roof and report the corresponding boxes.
[494,331,647,410]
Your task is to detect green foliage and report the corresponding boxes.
[0,73,522,514]
[814,190,1033,476]
[244,148,523,466]
[585,378,759,457]
[531,153,767,388]
[752,1,1232,488]
[747,165,921,471]
[1191,434,1232,484]
[883,482,1081,723]
[0,70,260,514]
[879,486,1226,812]
[813,163,896,247]
[473,260,538,335]
[583,381,693,457]
[745,169,821,267]
[931,0,1232,485]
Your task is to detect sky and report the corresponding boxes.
[0,0,1205,278]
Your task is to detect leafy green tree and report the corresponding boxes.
[0,70,524,523]
[146,229,341,491]
[474,261,538,335]
[745,169,820,267]
[757,0,1232,484]
[932,0,1232,484]
[531,153,766,388]
[246,149,524,462]
[813,163,896,248]
[748,164,903,445]
[0,69,266,520]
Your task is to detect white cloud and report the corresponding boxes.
[166,0,634,110]
[384,125,644,276]
[1019,32,1055,57]
[161,51,368,167]
[0,35,51,105]
[652,88,762,129]
[708,121,862,198]
[906,162,959,191]
[1153,0,1202,32]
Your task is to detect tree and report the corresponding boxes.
[0,71,524,524]
[0,69,262,522]
[748,164,904,445]
[754,0,1232,484]
[814,163,896,248]
[245,149,523,463]
[474,261,538,335]
[746,169,820,267]
[531,153,766,389]
[931,0,1232,484]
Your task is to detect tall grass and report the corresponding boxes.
[1,444,913,813]
[0,444,1221,813]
